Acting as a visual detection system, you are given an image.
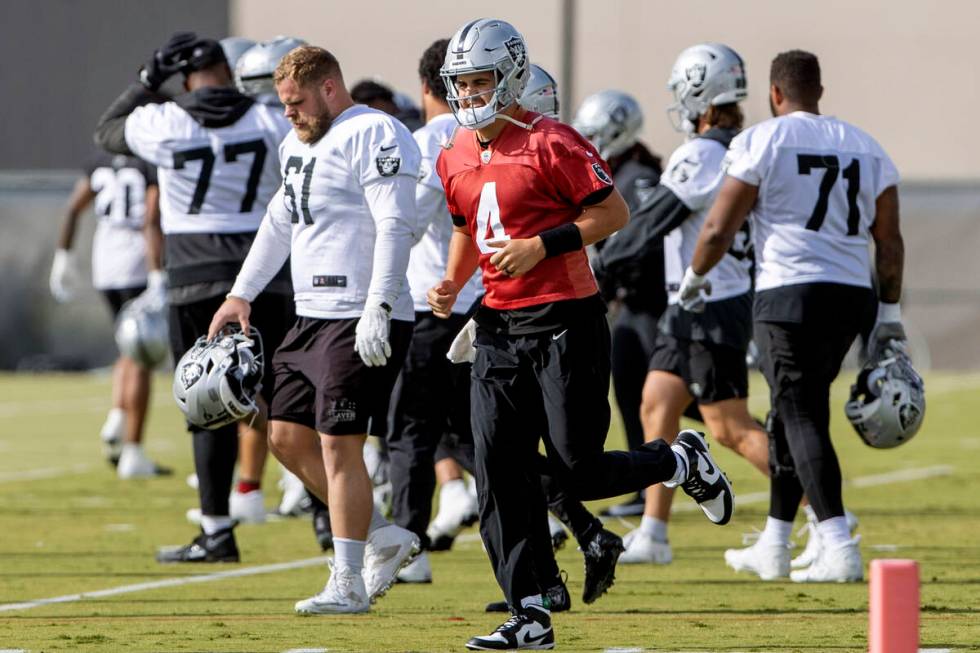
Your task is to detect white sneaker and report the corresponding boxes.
[426,479,479,548]
[100,408,125,465]
[724,538,791,580]
[229,490,266,524]
[117,445,164,479]
[792,509,860,569]
[396,551,432,583]
[619,530,672,565]
[363,524,420,601]
[295,564,370,614]
[277,469,309,516]
[548,514,568,550]
[790,536,863,583]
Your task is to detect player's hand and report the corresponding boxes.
[138,269,168,312]
[354,300,392,367]
[488,237,546,278]
[49,249,77,303]
[868,302,907,360]
[427,279,460,318]
[140,31,197,90]
[208,296,251,340]
[678,266,711,313]
[446,318,477,364]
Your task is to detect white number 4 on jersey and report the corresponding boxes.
[475,182,510,254]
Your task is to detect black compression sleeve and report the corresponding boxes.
[94,84,168,155]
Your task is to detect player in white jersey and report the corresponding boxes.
[95,32,296,562]
[598,44,772,566]
[50,150,170,479]
[208,45,422,614]
[681,50,904,582]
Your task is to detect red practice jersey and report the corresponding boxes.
[436,112,615,310]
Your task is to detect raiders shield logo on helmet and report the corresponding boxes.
[686,63,707,88]
[181,362,204,390]
[376,156,401,177]
[504,36,526,68]
[591,162,613,185]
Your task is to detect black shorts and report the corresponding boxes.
[648,333,748,404]
[102,287,145,319]
[168,291,295,407]
[270,316,413,436]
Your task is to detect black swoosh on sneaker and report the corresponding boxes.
[521,630,551,645]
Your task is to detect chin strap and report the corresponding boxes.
[497,112,543,130]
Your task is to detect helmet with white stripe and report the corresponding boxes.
[666,43,748,133]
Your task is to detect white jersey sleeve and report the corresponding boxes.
[729,112,900,291]
[229,184,293,302]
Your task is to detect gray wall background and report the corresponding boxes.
[0,0,228,170]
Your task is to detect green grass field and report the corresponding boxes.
[0,371,977,652]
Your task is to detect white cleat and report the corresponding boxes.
[277,468,309,516]
[426,479,479,550]
[229,490,267,524]
[117,445,169,479]
[792,509,859,569]
[100,408,125,465]
[396,551,432,583]
[295,563,370,614]
[790,536,863,583]
[619,530,673,565]
[724,538,791,580]
[547,514,569,550]
[363,524,420,601]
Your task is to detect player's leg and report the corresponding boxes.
[620,367,689,564]
[99,289,129,466]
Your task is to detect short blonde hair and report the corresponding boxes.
[274,45,342,87]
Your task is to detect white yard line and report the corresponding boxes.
[0,556,328,613]
[0,464,92,483]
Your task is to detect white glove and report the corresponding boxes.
[446,318,477,364]
[139,269,169,311]
[49,249,77,303]
[677,266,711,313]
[354,300,392,367]
[868,302,907,360]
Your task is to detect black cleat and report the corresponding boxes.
[427,533,456,551]
[667,429,734,525]
[486,576,570,613]
[599,491,645,517]
[467,605,554,650]
[312,505,333,551]
[581,528,625,604]
[156,526,239,563]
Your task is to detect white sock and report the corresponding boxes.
[520,594,548,613]
[802,504,817,523]
[639,516,668,542]
[667,449,687,485]
[121,442,143,456]
[368,505,388,533]
[816,516,852,550]
[200,514,234,535]
[334,537,366,574]
[441,478,466,499]
[758,517,793,546]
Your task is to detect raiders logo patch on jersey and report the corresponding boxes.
[376,156,401,177]
[591,162,613,185]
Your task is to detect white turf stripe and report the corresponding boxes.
[605,651,952,653]
[0,556,328,613]
[0,464,92,483]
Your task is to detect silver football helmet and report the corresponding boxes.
[115,298,169,369]
[173,328,264,430]
[235,36,307,104]
[441,18,530,130]
[520,64,559,118]
[572,90,643,160]
[667,42,748,133]
[220,37,257,70]
[845,341,926,449]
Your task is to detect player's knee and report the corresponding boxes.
[712,426,741,450]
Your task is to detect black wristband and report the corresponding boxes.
[539,223,583,258]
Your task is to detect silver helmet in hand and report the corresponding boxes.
[115,297,169,369]
[845,340,925,448]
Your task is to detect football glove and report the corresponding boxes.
[446,318,477,364]
[49,249,77,303]
[677,266,711,313]
[139,31,198,91]
[868,302,907,360]
[138,269,168,312]
[354,300,392,367]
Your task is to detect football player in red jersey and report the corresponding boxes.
[427,19,736,652]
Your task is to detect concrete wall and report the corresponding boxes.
[232,0,980,181]
[0,0,228,170]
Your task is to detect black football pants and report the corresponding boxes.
[169,291,293,518]
[471,312,678,605]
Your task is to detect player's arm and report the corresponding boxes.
[94,85,168,155]
[598,185,688,271]
[208,193,293,339]
[867,185,906,353]
[143,184,163,272]
[50,176,97,302]
[429,223,480,318]
[690,177,757,275]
